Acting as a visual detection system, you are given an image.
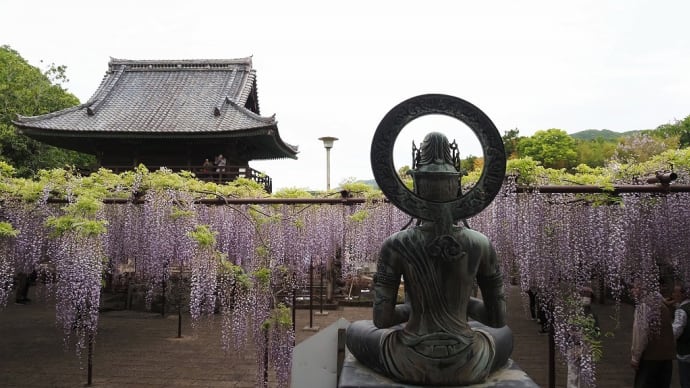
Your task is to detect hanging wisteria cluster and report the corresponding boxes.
[341,203,411,278]
[42,190,108,357]
[2,162,690,387]
[0,220,18,306]
[48,226,105,356]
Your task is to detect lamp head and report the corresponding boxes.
[319,136,339,149]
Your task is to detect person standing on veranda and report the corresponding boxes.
[215,154,227,173]
[671,283,690,388]
[631,281,675,388]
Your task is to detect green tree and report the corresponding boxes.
[516,128,578,169]
[575,138,617,168]
[460,155,478,175]
[0,45,95,177]
[397,165,413,190]
[656,114,690,148]
[502,128,522,159]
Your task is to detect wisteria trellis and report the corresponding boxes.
[471,176,690,386]
[2,178,690,387]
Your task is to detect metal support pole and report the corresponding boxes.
[177,306,182,338]
[319,136,338,192]
[161,279,166,317]
[326,148,331,191]
[292,287,297,336]
[337,328,346,383]
[548,320,555,388]
[303,259,319,331]
[263,330,269,388]
[320,261,324,314]
[315,258,328,316]
[309,257,314,328]
[87,333,93,386]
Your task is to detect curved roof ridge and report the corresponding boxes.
[86,65,126,115]
[108,57,253,70]
[236,69,255,106]
[213,69,238,116]
[15,104,85,123]
[225,99,276,124]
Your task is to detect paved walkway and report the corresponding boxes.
[0,285,680,387]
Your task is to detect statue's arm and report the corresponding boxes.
[476,242,506,327]
[467,296,488,323]
[373,244,407,328]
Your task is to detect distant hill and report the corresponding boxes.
[570,129,626,141]
[570,129,646,141]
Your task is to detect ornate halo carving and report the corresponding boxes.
[370,94,506,221]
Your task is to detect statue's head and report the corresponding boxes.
[408,132,460,202]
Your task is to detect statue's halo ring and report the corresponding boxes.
[370,94,506,221]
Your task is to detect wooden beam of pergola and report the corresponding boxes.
[32,183,690,205]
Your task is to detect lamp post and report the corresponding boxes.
[318,136,338,191]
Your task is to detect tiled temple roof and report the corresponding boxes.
[14,57,297,159]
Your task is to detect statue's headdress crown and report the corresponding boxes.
[410,132,460,176]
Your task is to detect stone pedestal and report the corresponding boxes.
[338,350,539,388]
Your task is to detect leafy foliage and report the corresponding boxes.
[45,195,107,238]
[656,114,690,148]
[272,187,314,198]
[187,225,217,248]
[0,221,18,237]
[505,157,543,185]
[262,303,292,330]
[575,138,617,168]
[502,128,522,158]
[0,46,96,176]
[348,209,370,223]
[397,165,413,190]
[568,308,603,362]
[517,128,579,169]
[252,267,272,289]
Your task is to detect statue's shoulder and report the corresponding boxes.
[455,226,491,246]
[398,227,420,236]
[381,227,421,247]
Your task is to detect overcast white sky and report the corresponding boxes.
[2,0,689,191]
